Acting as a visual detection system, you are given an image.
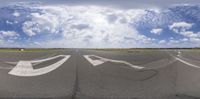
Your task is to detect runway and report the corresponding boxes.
[0,49,199,99]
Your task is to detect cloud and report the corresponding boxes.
[71,24,91,30]
[180,31,200,38]
[8,0,198,9]
[0,31,19,46]
[0,31,18,37]
[1,3,200,48]
[13,11,20,17]
[6,20,13,24]
[22,12,59,36]
[150,28,163,35]
[169,22,193,32]
[169,22,199,37]
[169,22,200,45]
[20,5,155,48]
[159,40,166,44]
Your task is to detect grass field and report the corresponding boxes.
[0,48,63,52]
[89,48,200,52]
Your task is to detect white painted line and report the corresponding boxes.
[8,55,71,77]
[177,51,182,57]
[84,55,106,66]
[84,55,144,69]
[5,55,66,65]
[30,55,67,63]
[175,57,200,69]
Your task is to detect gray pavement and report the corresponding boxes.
[0,49,199,99]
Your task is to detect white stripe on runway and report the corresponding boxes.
[8,55,71,77]
[175,57,200,69]
[84,55,106,66]
[84,55,144,69]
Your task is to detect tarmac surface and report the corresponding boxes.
[0,49,199,99]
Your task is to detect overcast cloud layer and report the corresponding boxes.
[0,0,200,9]
[0,2,200,48]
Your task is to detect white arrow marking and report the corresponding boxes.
[84,55,144,69]
[8,55,71,77]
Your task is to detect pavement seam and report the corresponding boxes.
[72,49,80,99]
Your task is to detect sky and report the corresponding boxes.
[0,0,200,48]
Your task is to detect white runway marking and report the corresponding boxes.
[177,51,182,57]
[175,57,200,69]
[84,55,106,66]
[8,55,71,77]
[84,55,144,69]
[6,55,68,65]
[166,51,200,68]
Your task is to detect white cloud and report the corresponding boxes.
[0,31,18,37]
[0,3,200,48]
[6,20,13,24]
[180,31,200,38]
[0,31,19,46]
[22,12,59,36]
[159,40,166,44]
[169,22,193,31]
[21,5,155,48]
[13,11,20,17]
[181,38,188,42]
[33,42,41,45]
[169,22,193,33]
[150,28,163,35]
[190,37,200,42]
[169,22,200,45]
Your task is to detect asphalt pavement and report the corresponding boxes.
[0,49,199,99]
